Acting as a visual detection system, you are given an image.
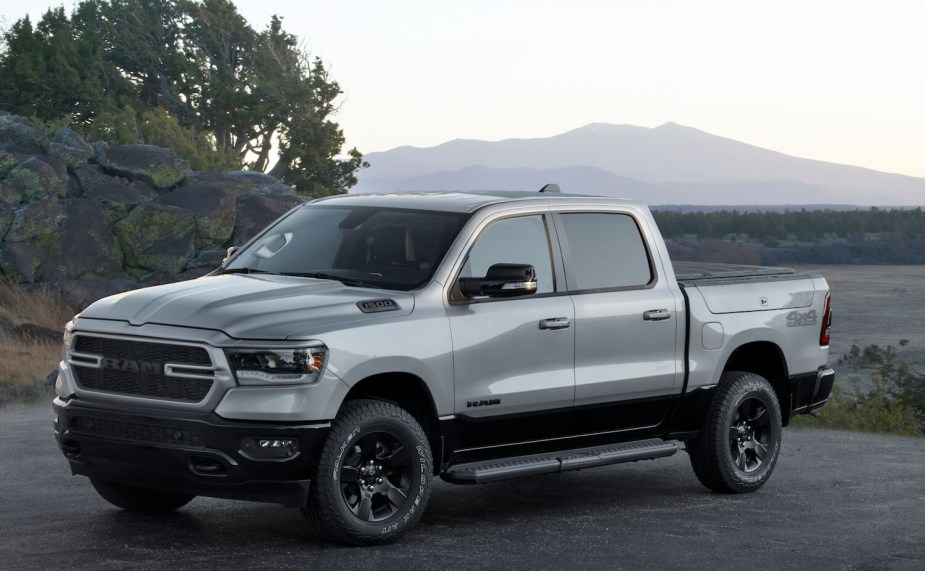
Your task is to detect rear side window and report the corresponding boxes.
[558,213,653,291]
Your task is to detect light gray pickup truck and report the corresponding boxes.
[53,188,834,545]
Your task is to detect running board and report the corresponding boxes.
[441,439,679,484]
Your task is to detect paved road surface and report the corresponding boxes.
[1,403,923,570]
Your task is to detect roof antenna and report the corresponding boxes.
[538,183,560,193]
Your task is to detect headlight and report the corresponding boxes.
[226,344,327,385]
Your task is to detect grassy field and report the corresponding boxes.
[796,265,925,364]
[0,284,75,405]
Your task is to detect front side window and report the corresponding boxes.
[224,205,467,291]
[558,212,653,291]
[460,215,555,295]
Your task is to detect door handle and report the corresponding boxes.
[539,317,571,330]
[643,309,671,321]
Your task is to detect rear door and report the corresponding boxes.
[554,210,683,432]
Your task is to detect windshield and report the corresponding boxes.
[224,204,469,291]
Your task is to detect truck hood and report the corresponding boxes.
[78,274,414,340]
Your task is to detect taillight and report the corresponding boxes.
[819,293,832,346]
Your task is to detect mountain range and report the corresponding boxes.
[352,122,924,206]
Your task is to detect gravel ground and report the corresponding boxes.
[1,403,923,570]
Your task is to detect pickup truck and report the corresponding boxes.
[53,188,834,546]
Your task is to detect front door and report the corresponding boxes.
[446,214,575,449]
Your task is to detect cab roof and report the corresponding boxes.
[310,190,646,214]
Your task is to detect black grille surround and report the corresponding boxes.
[71,335,215,402]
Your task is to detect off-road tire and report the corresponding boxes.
[304,399,432,546]
[90,479,195,513]
[688,371,782,493]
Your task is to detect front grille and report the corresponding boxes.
[70,415,206,448]
[72,335,214,402]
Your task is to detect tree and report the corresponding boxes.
[0,0,365,196]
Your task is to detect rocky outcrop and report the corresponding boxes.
[0,115,305,288]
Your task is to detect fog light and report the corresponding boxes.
[240,437,299,460]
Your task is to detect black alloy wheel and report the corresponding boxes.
[688,371,783,493]
[339,431,414,522]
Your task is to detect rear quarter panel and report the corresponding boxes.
[684,275,831,390]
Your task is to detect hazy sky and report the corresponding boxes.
[3,0,924,178]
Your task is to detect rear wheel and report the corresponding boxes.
[90,480,194,513]
[688,371,782,493]
[304,399,432,546]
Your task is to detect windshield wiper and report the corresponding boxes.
[284,271,383,289]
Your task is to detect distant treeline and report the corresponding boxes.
[653,207,925,242]
[654,208,925,265]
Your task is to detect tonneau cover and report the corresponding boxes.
[672,261,795,282]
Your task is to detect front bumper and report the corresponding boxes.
[53,397,330,508]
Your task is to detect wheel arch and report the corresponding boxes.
[341,372,442,474]
[723,341,792,425]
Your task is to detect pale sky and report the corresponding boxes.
[3,0,924,178]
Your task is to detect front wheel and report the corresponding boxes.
[688,371,782,493]
[304,399,432,546]
[90,480,194,513]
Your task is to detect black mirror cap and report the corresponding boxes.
[459,263,538,299]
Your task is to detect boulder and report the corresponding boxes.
[75,166,158,221]
[182,171,255,198]
[5,200,65,250]
[5,157,67,202]
[0,115,47,154]
[42,198,124,281]
[114,202,196,274]
[0,180,22,207]
[48,128,95,168]
[186,249,226,270]
[226,170,296,196]
[0,150,16,178]
[96,144,190,189]
[160,185,237,249]
[0,206,11,239]
[0,242,45,283]
[229,192,303,247]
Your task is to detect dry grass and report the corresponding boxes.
[0,282,76,405]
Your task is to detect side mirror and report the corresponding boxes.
[459,263,537,299]
[223,246,239,264]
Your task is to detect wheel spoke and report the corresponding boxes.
[358,433,379,457]
[749,405,769,426]
[735,450,748,471]
[729,426,740,441]
[384,443,410,467]
[356,496,372,521]
[386,484,408,510]
[340,466,359,484]
[753,441,769,461]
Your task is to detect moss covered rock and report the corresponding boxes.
[42,198,124,281]
[75,166,158,222]
[49,128,95,168]
[183,171,255,198]
[6,157,66,202]
[160,184,237,250]
[5,200,65,250]
[0,115,47,154]
[97,144,190,189]
[0,206,11,240]
[114,202,195,274]
[0,242,45,283]
[0,150,16,179]
[230,192,303,247]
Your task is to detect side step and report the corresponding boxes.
[441,438,679,484]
